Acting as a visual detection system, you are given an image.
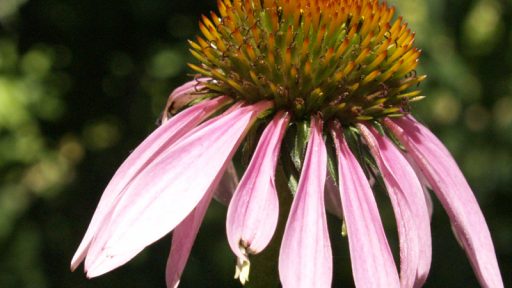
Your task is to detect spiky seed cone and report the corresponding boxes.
[189,0,426,124]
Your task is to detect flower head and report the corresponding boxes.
[189,0,424,123]
[72,0,503,287]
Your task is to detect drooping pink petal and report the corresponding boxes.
[84,101,272,277]
[331,123,400,288]
[71,96,229,271]
[165,164,227,288]
[162,78,211,121]
[226,112,290,265]
[359,124,431,287]
[279,116,332,288]
[385,116,503,288]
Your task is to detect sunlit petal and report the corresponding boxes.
[279,116,332,288]
[71,97,229,270]
[386,116,503,288]
[332,123,400,288]
[226,112,290,262]
[165,170,226,288]
[359,124,431,287]
[84,101,272,277]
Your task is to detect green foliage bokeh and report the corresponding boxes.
[0,0,510,287]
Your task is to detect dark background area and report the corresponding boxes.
[0,0,510,287]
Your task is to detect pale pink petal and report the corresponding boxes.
[385,116,503,288]
[331,123,400,288]
[279,116,332,288]
[71,96,229,270]
[162,77,211,121]
[226,112,290,263]
[359,124,431,287]
[84,101,272,277]
[213,162,239,206]
[165,165,226,288]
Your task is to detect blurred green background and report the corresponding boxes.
[0,0,510,287]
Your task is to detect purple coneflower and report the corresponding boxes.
[72,0,503,287]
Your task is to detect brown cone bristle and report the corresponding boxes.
[189,0,426,123]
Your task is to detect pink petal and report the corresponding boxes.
[71,96,229,271]
[331,123,400,288]
[165,166,226,288]
[84,101,272,277]
[385,116,503,288]
[279,116,332,288]
[162,77,211,120]
[359,124,431,287]
[226,112,290,263]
